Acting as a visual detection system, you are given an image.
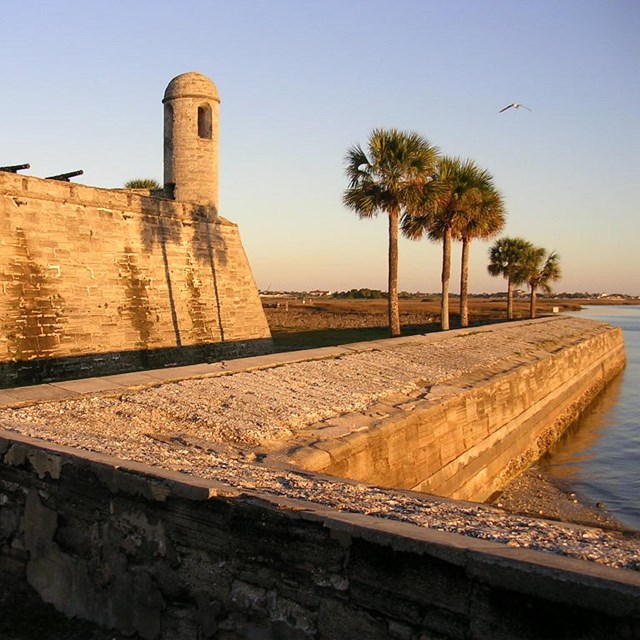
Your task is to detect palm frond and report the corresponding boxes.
[342,128,440,221]
[528,250,561,293]
[487,236,535,282]
[400,212,431,240]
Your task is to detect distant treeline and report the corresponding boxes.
[331,289,438,300]
[263,290,637,300]
[332,289,387,299]
[555,292,636,299]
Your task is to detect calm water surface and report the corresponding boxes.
[540,305,640,529]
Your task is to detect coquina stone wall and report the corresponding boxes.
[288,324,626,502]
[1,434,639,640]
[0,172,271,387]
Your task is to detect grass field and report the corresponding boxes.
[263,296,584,349]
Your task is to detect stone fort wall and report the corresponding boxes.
[0,172,271,386]
[1,431,638,639]
[288,323,626,502]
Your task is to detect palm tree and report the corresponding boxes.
[456,184,505,328]
[344,129,440,336]
[401,157,492,330]
[522,248,561,318]
[487,236,533,319]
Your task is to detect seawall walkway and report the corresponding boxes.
[0,316,635,572]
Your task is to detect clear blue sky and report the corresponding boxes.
[3,0,639,294]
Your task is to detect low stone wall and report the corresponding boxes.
[288,324,626,501]
[0,172,271,387]
[1,434,639,640]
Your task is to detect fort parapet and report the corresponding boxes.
[0,73,271,386]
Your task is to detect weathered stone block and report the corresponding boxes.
[317,599,387,640]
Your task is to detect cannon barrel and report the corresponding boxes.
[0,163,30,173]
[45,170,84,182]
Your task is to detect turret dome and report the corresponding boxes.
[163,72,219,103]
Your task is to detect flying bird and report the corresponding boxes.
[499,103,531,113]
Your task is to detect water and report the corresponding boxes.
[539,305,640,529]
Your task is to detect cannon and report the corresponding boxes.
[0,163,30,173]
[45,170,84,182]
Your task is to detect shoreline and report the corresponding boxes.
[494,467,634,533]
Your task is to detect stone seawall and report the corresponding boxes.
[0,317,636,638]
[1,435,639,640]
[286,323,626,502]
[0,318,626,506]
[0,172,271,387]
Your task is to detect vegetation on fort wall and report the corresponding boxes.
[124,178,161,189]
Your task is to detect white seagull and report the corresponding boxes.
[499,102,532,113]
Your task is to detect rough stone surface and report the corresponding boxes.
[0,72,270,387]
[0,317,624,503]
[1,435,639,640]
[0,317,636,575]
[163,71,220,207]
[0,171,271,387]
[0,316,637,638]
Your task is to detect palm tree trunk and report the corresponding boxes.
[530,286,537,319]
[441,227,451,330]
[507,277,513,320]
[460,237,470,328]
[388,209,401,337]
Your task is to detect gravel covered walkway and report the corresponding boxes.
[1,316,638,572]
